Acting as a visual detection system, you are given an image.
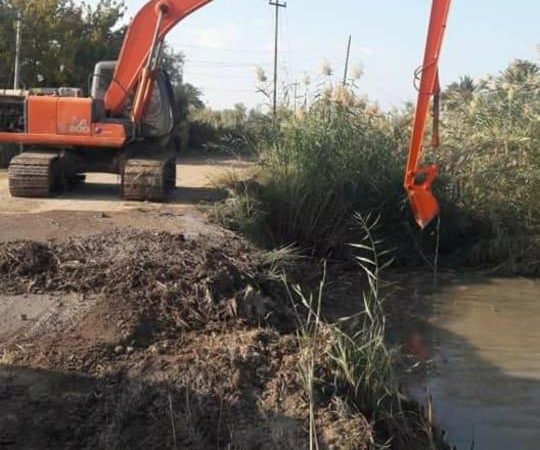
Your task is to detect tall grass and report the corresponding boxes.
[215,59,540,273]
[434,60,540,273]
[288,214,444,450]
[225,92,408,256]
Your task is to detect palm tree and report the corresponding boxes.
[443,75,476,105]
[502,59,539,85]
[173,83,204,121]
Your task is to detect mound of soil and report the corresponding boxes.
[0,231,372,450]
[0,231,294,336]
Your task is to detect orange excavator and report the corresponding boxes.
[404,0,452,228]
[0,0,213,201]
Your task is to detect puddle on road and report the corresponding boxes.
[0,293,97,342]
[392,276,540,450]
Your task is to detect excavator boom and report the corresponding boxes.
[104,0,213,117]
[404,0,452,228]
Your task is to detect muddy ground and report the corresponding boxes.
[0,154,383,450]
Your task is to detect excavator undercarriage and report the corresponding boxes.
[8,145,176,201]
[8,151,61,198]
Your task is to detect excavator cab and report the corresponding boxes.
[91,61,176,141]
[91,61,117,102]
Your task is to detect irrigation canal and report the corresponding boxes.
[392,276,540,449]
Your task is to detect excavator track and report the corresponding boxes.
[122,155,176,202]
[8,152,61,198]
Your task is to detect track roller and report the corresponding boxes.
[8,152,61,198]
[122,155,176,202]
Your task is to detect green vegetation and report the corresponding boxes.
[212,87,411,258]
[214,59,540,274]
[289,214,446,449]
[436,60,540,272]
[188,104,272,154]
[0,0,126,88]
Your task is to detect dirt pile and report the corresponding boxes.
[0,231,296,334]
[0,231,372,450]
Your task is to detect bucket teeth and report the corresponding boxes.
[122,156,176,202]
[8,152,60,198]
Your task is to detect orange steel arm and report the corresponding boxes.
[404,0,451,229]
[104,0,213,116]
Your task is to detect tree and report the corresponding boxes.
[161,45,185,87]
[501,59,539,84]
[0,0,126,89]
[174,82,204,120]
[443,75,476,109]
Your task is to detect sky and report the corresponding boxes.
[87,0,539,110]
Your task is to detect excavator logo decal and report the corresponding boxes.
[69,118,90,134]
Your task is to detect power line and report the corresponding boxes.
[182,44,273,54]
[199,87,257,92]
[185,59,272,67]
[181,43,351,56]
[282,5,293,95]
[184,72,258,79]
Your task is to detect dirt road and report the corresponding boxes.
[0,151,365,450]
[0,153,252,242]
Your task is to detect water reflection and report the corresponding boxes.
[391,276,540,450]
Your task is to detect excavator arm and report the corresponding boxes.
[404,0,451,228]
[104,0,213,120]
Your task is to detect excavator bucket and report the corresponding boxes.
[407,188,439,229]
[405,164,439,229]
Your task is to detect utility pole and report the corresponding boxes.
[342,34,351,86]
[292,81,299,112]
[269,0,286,118]
[13,10,22,90]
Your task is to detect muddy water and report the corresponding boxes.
[393,276,540,450]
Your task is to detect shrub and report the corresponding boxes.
[249,93,408,256]
[434,60,540,273]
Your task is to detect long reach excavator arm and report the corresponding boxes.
[404,0,452,229]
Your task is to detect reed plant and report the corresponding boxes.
[287,214,444,449]
[215,59,540,273]
[435,59,540,273]
[244,91,407,255]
